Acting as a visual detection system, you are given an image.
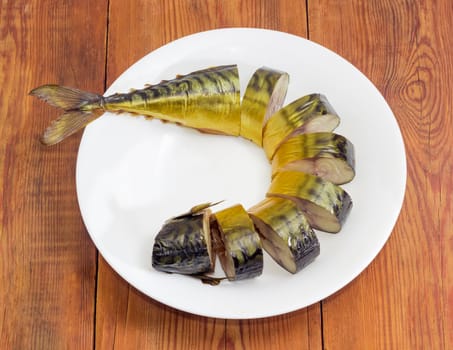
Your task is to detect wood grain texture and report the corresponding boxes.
[0,0,107,348]
[1,0,451,349]
[106,0,308,86]
[308,0,452,348]
[224,305,321,350]
[95,257,226,349]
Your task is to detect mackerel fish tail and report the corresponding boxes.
[30,85,105,146]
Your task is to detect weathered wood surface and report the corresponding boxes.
[1,0,450,349]
[309,1,452,348]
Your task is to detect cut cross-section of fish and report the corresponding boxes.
[240,67,289,146]
[152,206,214,275]
[212,204,263,281]
[267,170,352,233]
[271,132,355,184]
[263,94,340,159]
[249,197,320,274]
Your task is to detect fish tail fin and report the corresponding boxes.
[39,109,104,146]
[30,84,103,110]
[30,85,105,145]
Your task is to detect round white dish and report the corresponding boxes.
[76,28,406,319]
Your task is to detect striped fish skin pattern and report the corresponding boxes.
[213,205,263,281]
[274,132,355,165]
[267,170,353,233]
[152,213,211,275]
[30,65,241,145]
[263,93,340,159]
[271,132,356,184]
[104,65,241,135]
[240,67,289,145]
[249,197,320,274]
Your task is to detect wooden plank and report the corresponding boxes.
[224,305,321,350]
[95,257,226,349]
[106,0,308,86]
[308,0,452,348]
[215,0,308,38]
[96,1,319,349]
[0,0,108,348]
[418,1,453,347]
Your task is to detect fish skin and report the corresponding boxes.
[271,132,356,184]
[103,65,241,134]
[262,93,340,159]
[267,170,352,233]
[240,67,289,146]
[152,211,213,275]
[30,65,241,145]
[249,197,320,274]
[213,204,263,281]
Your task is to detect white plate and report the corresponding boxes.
[76,28,406,319]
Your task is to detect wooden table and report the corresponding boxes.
[1,0,451,348]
